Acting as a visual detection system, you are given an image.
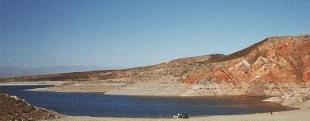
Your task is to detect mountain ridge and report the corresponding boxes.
[1,35,309,84]
[0,66,110,78]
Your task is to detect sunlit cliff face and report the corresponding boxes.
[186,36,310,96]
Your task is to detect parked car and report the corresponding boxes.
[173,113,189,119]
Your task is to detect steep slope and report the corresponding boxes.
[0,92,60,120]
[185,35,310,97]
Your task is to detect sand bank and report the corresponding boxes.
[27,80,189,96]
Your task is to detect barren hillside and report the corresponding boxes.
[1,35,309,102]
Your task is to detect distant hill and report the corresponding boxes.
[0,66,106,78]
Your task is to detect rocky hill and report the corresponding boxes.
[185,35,310,97]
[0,92,60,121]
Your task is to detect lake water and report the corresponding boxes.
[0,85,294,118]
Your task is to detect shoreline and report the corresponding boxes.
[45,102,310,121]
[45,99,310,121]
[1,81,310,121]
[1,81,304,104]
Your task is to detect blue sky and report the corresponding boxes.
[1,0,310,69]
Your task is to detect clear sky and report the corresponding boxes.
[1,0,310,69]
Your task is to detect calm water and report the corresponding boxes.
[0,85,294,118]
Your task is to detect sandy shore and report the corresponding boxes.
[24,80,189,96]
[43,100,310,121]
[105,81,187,96]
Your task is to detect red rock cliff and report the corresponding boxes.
[185,35,310,96]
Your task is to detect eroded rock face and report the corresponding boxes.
[186,35,310,96]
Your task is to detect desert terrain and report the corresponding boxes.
[1,35,310,121]
[2,35,308,103]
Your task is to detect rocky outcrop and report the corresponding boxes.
[185,35,310,99]
[0,92,60,121]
